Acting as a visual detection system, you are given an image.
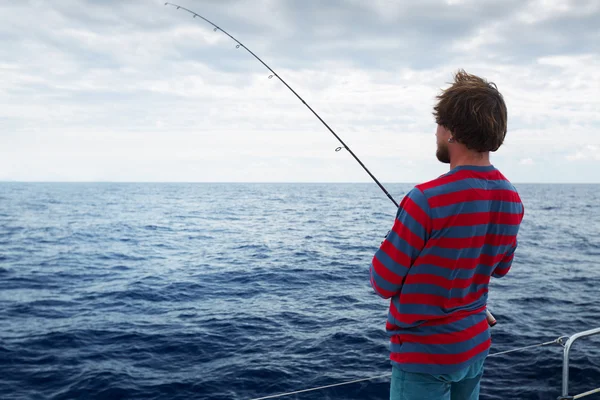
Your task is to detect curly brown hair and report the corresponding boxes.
[433,70,507,152]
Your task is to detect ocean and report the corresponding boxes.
[1,182,599,400]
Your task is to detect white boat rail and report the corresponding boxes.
[557,327,600,400]
[248,326,600,400]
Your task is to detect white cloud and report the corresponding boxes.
[517,0,599,24]
[0,0,599,182]
[519,158,535,165]
[566,145,600,161]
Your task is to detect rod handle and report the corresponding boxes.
[486,309,497,327]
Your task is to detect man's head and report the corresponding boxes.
[433,70,507,164]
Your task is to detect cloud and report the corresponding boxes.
[566,145,600,161]
[519,158,535,165]
[0,0,599,182]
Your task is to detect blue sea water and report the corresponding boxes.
[1,182,599,400]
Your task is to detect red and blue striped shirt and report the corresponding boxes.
[370,165,524,374]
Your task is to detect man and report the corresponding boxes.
[370,70,524,400]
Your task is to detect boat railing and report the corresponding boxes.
[557,327,600,400]
[247,326,600,400]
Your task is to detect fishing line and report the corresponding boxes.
[164,2,398,207]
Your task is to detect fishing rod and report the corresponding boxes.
[164,2,497,327]
[164,2,398,208]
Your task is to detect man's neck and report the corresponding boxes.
[450,152,491,170]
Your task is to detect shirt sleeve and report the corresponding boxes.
[370,187,432,299]
[492,199,524,279]
[492,240,517,278]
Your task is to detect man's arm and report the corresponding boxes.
[492,202,524,279]
[370,187,432,299]
[492,240,517,278]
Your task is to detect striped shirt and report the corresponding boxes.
[370,165,524,374]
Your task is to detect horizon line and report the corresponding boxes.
[2,181,600,185]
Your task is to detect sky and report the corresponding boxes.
[1,0,599,183]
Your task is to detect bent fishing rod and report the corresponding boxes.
[164,2,398,208]
[165,3,497,327]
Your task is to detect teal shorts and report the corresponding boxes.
[390,359,485,400]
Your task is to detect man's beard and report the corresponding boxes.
[436,143,451,164]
